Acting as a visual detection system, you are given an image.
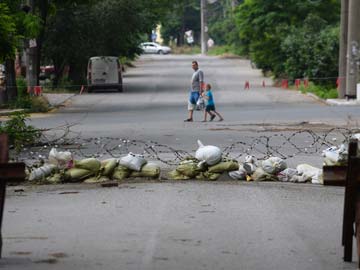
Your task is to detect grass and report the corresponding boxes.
[299,82,338,99]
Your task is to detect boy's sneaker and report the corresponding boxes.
[210,115,216,121]
[184,118,193,122]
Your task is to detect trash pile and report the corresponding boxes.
[28,149,161,184]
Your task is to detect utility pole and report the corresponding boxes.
[25,0,37,94]
[201,0,208,55]
[338,0,348,98]
[345,0,360,98]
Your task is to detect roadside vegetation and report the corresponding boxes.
[0,0,342,103]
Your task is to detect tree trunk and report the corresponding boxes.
[5,59,18,102]
[338,0,348,98]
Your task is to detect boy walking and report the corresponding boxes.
[202,83,224,122]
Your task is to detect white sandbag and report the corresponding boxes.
[48,148,73,169]
[277,168,298,182]
[296,164,323,184]
[195,140,222,166]
[29,164,57,181]
[322,144,347,165]
[119,152,147,172]
[261,157,287,174]
[243,163,256,174]
[228,165,247,180]
[244,155,255,164]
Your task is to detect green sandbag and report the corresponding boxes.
[74,158,101,173]
[176,160,200,178]
[204,171,221,181]
[64,168,94,182]
[100,158,118,176]
[112,165,131,180]
[196,172,206,180]
[167,170,190,180]
[45,173,63,184]
[130,162,160,178]
[207,158,239,173]
[251,167,278,181]
[84,176,110,183]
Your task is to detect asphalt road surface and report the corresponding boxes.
[1,182,357,270]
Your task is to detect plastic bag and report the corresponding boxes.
[29,164,57,181]
[296,164,323,184]
[261,157,287,174]
[196,96,205,111]
[119,152,147,172]
[195,140,222,166]
[48,148,73,169]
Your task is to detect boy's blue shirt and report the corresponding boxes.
[205,90,215,106]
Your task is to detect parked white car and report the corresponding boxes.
[140,42,171,55]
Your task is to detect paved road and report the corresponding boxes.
[1,182,357,270]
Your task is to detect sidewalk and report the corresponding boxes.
[0,93,75,117]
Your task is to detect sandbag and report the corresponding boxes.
[261,157,287,174]
[296,164,323,184]
[203,171,221,181]
[29,164,57,181]
[228,165,247,180]
[119,152,147,171]
[251,167,278,181]
[100,158,118,176]
[208,158,239,173]
[48,148,73,169]
[322,144,347,166]
[74,158,101,173]
[167,170,190,180]
[130,162,161,178]
[277,168,298,182]
[112,165,131,180]
[245,155,255,164]
[176,160,200,178]
[84,176,110,184]
[195,140,222,166]
[243,163,256,174]
[46,173,63,184]
[64,168,94,182]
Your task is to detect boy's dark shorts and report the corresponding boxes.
[205,105,215,112]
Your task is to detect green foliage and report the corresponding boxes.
[0,3,18,61]
[300,82,338,99]
[282,15,339,82]
[235,0,340,79]
[0,111,41,152]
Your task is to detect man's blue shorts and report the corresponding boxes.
[189,91,200,104]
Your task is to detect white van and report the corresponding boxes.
[87,56,123,92]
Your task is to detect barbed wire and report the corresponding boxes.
[13,127,360,166]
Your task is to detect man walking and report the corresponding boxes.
[184,61,204,122]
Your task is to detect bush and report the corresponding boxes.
[0,111,41,152]
[300,82,338,99]
[30,96,51,112]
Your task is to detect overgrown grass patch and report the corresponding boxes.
[299,82,338,99]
